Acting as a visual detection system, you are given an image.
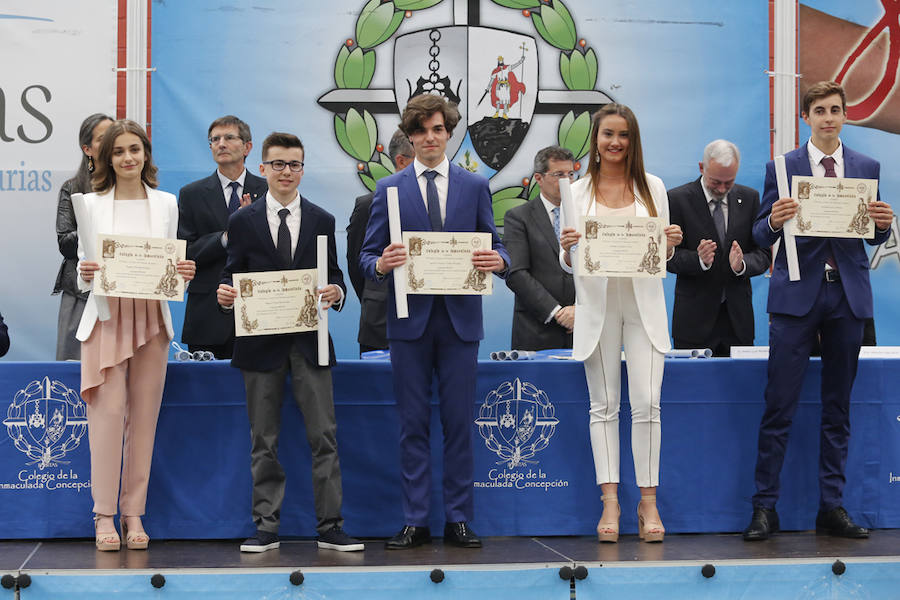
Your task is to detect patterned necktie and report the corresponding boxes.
[277,208,292,268]
[711,198,726,245]
[228,181,241,214]
[551,206,560,241]
[821,156,839,270]
[423,170,443,232]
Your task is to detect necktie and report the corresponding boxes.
[277,208,292,268]
[228,181,241,214]
[551,206,560,241]
[711,198,726,245]
[423,170,443,232]
[821,156,839,270]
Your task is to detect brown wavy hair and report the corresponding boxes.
[586,104,655,217]
[399,94,461,137]
[91,119,159,192]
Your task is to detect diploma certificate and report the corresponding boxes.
[791,176,877,239]
[402,231,493,295]
[578,215,666,278]
[233,269,320,337]
[94,234,187,300]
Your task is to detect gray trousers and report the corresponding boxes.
[241,341,343,535]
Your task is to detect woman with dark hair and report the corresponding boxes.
[76,119,196,551]
[559,104,682,543]
[53,113,114,360]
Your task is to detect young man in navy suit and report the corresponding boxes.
[359,95,509,549]
[744,81,894,541]
[217,132,362,553]
[178,115,267,359]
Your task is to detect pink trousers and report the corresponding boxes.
[81,298,169,516]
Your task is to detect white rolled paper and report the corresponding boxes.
[387,187,409,319]
[774,155,800,281]
[666,349,697,358]
[558,176,578,232]
[316,235,329,366]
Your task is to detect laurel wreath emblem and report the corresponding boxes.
[331,0,599,225]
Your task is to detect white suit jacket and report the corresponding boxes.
[560,173,672,359]
[75,185,178,342]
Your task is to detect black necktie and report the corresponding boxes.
[711,198,726,245]
[228,181,241,214]
[277,208,292,268]
[821,156,839,270]
[424,170,443,232]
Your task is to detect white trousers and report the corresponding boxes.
[584,278,664,487]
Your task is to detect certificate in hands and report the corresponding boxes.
[791,176,877,239]
[94,234,187,301]
[233,269,319,337]
[402,231,493,295]
[578,215,666,278]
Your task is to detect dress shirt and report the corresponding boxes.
[265,192,301,259]
[414,157,450,224]
[806,139,844,178]
[700,181,745,275]
[217,169,248,208]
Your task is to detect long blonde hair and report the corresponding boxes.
[586,104,656,217]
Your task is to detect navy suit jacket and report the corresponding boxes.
[753,143,890,319]
[221,195,345,370]
[178,171,267,345]
[359,162,509,342]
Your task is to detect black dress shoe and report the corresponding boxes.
[816,507,869,539]
[443,522,482,548]
[385,525,431,550]
[743,507,779,541]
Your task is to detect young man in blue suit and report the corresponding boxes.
[359,94,510,549]
[217,132,362,553]
[744,81,894,541]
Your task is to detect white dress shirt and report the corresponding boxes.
[806,138,844,178]
[414,156,450,224]
[217,169,248,208]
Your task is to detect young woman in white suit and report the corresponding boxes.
[76,120,196,551]
[559,105,682,543]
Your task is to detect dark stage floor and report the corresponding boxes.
[2,531,898,572]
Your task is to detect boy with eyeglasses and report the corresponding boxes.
[217,132,363,553]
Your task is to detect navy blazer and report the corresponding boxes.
[753,143,890,319]
[359,162,509,342]
[221,195,345,370]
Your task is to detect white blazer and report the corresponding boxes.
[75,185,178,342]
[560,173,672,359]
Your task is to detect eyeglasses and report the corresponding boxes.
[208,134,244,145]
[543,171,578,180]
[263,160,304,172]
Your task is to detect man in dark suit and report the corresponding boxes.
[667,140,771,356]
[744,81,893,541]
[178,115,267,359]
[503,145,576,350]
[345,129,413,355]
[217,132,362,554]
[359,94,509,549]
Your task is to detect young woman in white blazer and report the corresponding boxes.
[559,105,682,543]
[76,120,196,551]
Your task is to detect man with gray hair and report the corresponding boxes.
[346,129,414,354]
[666,139,771,356]
[503,145,577,350]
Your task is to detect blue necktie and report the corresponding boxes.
[423,170,443,232]
[228,181,241,214]
[277,208,292,268]
[551,206,560,241]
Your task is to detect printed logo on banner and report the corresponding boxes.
[474,378,568,491]
[317,0,613,224]
[1,377,90,492]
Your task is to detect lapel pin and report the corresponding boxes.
[737,197,742,204]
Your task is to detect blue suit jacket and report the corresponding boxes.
[753,143,890,319]
[359,162,509,342]
[221,196,345,370]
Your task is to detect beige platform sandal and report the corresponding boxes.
[637,495,665,543]
[94,514,121,552]
[121,516,150,550]
[596,494,620,543]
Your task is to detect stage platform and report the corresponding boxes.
[2,531,898,599]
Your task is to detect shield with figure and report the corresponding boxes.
[496,394,538,447]
[394,26,538,178]
[25,396,67,446]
